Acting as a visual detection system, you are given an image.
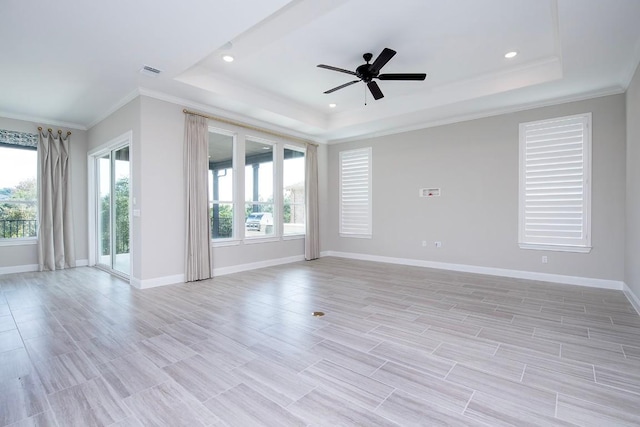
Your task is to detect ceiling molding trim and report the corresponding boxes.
[550,0,562,61]
[327,86,625,145]
[137,87,327,144]
[86,89,142,130]
[0,111,87,131]
[175,67,328,131]
[621,37,640,89]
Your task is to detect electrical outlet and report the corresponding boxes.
[542,256,548,264]
[422,240,427,247]
[435,241,442,248]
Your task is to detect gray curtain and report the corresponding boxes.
[37,130,76,271]
[305,143,320,260]
[184,114,212,281]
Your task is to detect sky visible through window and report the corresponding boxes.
[0,147,36,188]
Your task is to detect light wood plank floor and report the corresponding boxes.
[1,257,640,426]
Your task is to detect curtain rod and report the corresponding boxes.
[38,126,71,136]
[183,109,318,147]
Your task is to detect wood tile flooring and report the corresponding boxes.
[1,257,640,426]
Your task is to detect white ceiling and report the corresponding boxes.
[1,0,640,143]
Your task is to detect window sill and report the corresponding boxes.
[282,234,304,241]
[211,239,241,248]
[519,243,592,254]
[339,233,372,239]
[0,238,37,247]
[244,236,281,245]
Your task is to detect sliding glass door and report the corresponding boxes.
[96,145,130,277]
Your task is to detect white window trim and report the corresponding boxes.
[243,236,281,245]
[518,113,592,253]
[282,234,304,241]
[0,237,37,247]
[207,125,307,244]
[244,136,277,239]
[339,147,373,239]
[208,127,237,241]
[87,131,133,268]
[283,144,306,237]
[211,239,241,248]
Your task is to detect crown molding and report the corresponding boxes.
[86,89,141,130]
[621,37,640,89]
[86,82,626,146]
[137,87,327,144]
[0,111,87,131]
[327,86,625,144]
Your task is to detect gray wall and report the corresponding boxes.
[87,97,142,279]
[327,94,626,282]
[138,97,185,280]
[626,63,640,298]
[0,116,88,270]
[87,95,326,284]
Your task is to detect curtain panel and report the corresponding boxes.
[184,114,213,281]
[305,144,320,260]
[37,130,76,271]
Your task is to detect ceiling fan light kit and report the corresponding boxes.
[317,48,426,101]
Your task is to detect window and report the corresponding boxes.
[208,130,235,239]
[0,131,38,240]
[340,147,372,238]
[208,128,305,243]
[519,113,591,252]
[245,138,274,237]
[283,147,305,236]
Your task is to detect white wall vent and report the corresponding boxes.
[139,65,162,77]
[419,188,440,197]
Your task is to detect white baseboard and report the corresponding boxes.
[0,259,90,276]
[213,255,305,277]
[124,255,307,289]
[623,282,640,315]
[321,251,624,291]
[0,263,39,275]
[130,273,185,290]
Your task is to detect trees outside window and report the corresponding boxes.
[0,145,37,239]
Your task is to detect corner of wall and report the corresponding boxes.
[624,283,640,315]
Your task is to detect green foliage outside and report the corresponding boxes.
[100,177,129,255]
[211,203,233,238]
[0,178,37,238]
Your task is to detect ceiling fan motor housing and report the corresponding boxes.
[356,53,376,82]
[356,64,377,82]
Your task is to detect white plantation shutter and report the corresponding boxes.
[519,113,592,252]
[340,147,372,237]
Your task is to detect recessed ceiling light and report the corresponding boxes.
[329,103,337,108]
[504,51,518,59]
[222,54,234,63]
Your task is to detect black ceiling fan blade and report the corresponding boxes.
[369,48,396,74]
[378,73,427,81]
[367,81,384,100]
[317,64,357,76]
[324,80,360,94]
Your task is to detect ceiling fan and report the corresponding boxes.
[317,48,426,101]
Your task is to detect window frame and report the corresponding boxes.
[339,147,372,239]
[244,136,276,240]
[282,145,306,237]
[207,127,237,242]
[518,113,592,253]
[207,125,306,247]
[0,142,38,245]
